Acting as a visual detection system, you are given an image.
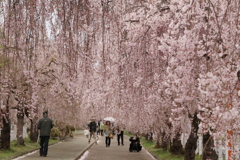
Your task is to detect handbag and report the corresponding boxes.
[109,133,113,138]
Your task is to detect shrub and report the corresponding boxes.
[50,127,60,138]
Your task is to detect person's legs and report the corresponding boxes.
[105,137,108,147]
[39,136,44,156]
[120,131,124,145]
[89,132,93,143]
[108,137,111,146]
[43,136,50,156]
[117,134,120,145]
[105,137,111,146]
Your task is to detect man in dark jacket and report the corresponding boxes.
[38,111,53,157]
[88,117,97,144]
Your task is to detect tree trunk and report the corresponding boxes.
[25,106,38,142]
[144,133,148,140]
[149,132,153,140]
[184,112,200,160]
[202,132,218,160]
[29,120,38,142]
[160,132,169,150]
[16,109,25,146]
[0,117,11,150]
[170,132,184,155]
[155,138,161,148]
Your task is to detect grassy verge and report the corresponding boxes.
[0,137,59,160]
[125,131,202,160]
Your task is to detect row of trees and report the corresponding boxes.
[0,0,240,159]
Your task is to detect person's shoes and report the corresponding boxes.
[95,142,98,145]
[43,155,47,157]
[118,144,120,146]
[122,144,124,146]
[88,140,90,143]
[40,154,43,156]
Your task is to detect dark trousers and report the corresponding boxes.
[117,131,124,145]
[105,136,111,146]
[40,136,50,156]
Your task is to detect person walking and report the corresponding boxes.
[104,120,113,147]
[37,111,53,157]
[116,124,124,146]
[88,117,98,144]
[100,120,105,136]
[97,120,101,135]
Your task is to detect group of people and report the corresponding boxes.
[84,117,142,152]
[37,112,142,157]
[84,118,125,147]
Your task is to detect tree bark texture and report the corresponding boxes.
[155,139,161,148]
[16,109,25,146]
[29,120,38,142]
[0,118,11,150]
[184,112,200,160]
[149,132,153,140]
[160,132,169,150]
[202,132,218,160]
[170,132,184,155]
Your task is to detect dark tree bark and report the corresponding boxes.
[144,133,148,140]
[170,132,184,155]
[155,139,161,148]
[149,132,153,140]
[184,112,200,160]
[16,108,25,145]
[0,116,11,150]
[0,94,11,150]
[25,107,38,142]
[202,132,218,160]
[29,120,38,142]
[160,132,169,150]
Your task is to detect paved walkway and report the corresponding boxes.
[13,131,157,160]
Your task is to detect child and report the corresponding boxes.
[84,127,90,138]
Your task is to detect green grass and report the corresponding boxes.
[0,137,59,160]
[125,131,202,160]
[141,138,202,160]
